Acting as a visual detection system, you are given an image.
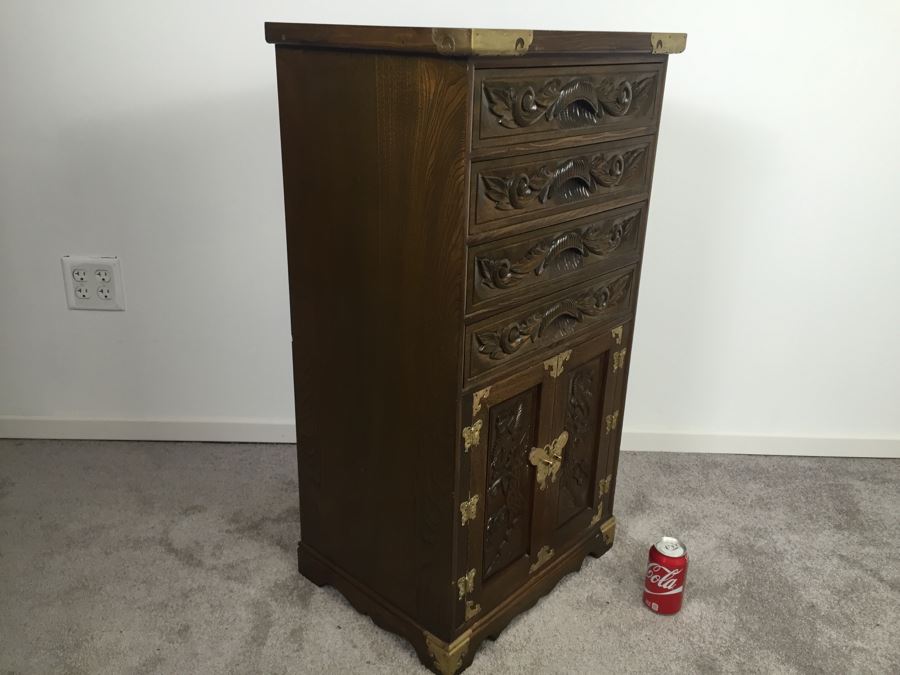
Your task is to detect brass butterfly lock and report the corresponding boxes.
[529,430,569,490]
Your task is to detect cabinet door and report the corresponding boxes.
[458,358,559,623]
[545,321,631,550]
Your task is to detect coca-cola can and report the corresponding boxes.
[643,536,687,615]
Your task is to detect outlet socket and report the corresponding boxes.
[61,256,126,310]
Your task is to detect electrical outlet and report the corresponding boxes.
[61,256,126,310]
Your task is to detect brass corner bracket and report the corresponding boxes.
[529,545,555,573]
[432,28,533,56]
[424,630,472,675]
[544,349,572,379]
[650,33,687,54]
[611,325,624,345]
[472,386,491,417]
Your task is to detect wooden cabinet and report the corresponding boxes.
[266,23,684,674]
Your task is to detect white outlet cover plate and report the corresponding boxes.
[61,256,126,310]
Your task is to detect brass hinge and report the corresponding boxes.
[650,32,687,54]
[459,494,479,526]
[543,349,572,379]
[611,325,624,345]
[529,545,555,573]
[456,569,476,600]
[605,410,620,434]
[529,430,569,490]
[456,568,481,621]
[605,411,620,433]
[598,473,613,495]
[612,348,628,372]
[462,420,482,452]
[472,386,491,417]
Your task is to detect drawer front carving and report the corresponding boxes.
[471,138,653,233]
[466,266,636,379]
[476,64,662,148]
[468,203,645,315]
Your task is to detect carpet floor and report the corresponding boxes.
[0,439,897,674]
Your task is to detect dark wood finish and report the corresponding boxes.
[268,23,682,674]
[276,46,469,640]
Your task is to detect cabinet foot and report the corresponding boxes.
[294,528,617,673]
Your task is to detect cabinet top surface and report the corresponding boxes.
[264,23,686,57]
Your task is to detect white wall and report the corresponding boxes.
[2,1,899,456]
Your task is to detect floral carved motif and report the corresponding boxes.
[558,366,598,520]
[475,272,632,361]
[484,75,656,129]
[480,148,645,212]
[484,393,535,579]
[476,212,639,291]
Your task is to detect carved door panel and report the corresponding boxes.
[458,358,559,624]
[544,321,632,550]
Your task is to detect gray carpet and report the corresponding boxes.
[0,440,897,674]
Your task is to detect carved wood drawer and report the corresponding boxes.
[474,64,664,151]
[467,203,645,317]
[470,137,654,236]
[465,265,637,381]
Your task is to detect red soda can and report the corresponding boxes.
[643,536,687,614]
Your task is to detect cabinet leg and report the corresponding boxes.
[297,540,330,587]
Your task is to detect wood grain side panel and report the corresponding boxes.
[275,46,468,639]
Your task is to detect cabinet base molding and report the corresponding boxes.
[298,524,614,674]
